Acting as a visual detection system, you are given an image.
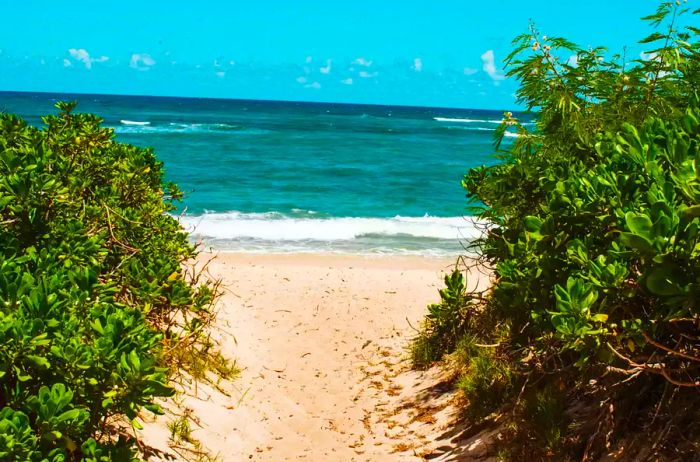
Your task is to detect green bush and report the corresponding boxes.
[416,3,700,459]
[411,269,475,367]
[0,102,224,460]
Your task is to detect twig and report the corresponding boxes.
[642,331,700,363]
[607,343,700,387]
[263,365,287,374]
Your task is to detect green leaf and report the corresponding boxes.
[523,216,543,233]
[55,409,81,423]
[625,212,653,238]
[131,418,143,430]
[644,264,684,296]
[639,32,666,44]
[26,355,50,369]
[619,232,654,253]
[591,313,609,323]
[91,318,104,334]
[682,205,700,218]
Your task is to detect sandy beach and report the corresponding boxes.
[140,251,495,461]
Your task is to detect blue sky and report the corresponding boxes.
[0,1,668,109]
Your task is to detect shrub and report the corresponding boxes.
[0,102,225,460]
[415,3,700,459]
[410,269,475,367]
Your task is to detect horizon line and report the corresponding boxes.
[0,89,524,114]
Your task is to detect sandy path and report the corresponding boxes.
[141,252,495,461]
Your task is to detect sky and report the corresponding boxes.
[0,1,673,110]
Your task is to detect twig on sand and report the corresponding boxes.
[263,365,287,373]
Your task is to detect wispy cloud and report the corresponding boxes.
[129,53,156,71]
[359,70,378,78]
[67,48,108,69]
[63,58,72,68]
[215,71,225,78]
[341,77,353,85]
[305,81,321,89]
[412,57,423,72]
[463,67,478,75]
[320,59,332,74]
[352,57,373,67]
[296,76,307,84]
[480,50,504,81]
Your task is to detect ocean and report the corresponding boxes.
[0,91,526,256]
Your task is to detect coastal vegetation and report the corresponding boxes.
[0,102,231,460]
[413,3,700,459]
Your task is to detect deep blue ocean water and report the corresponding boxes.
[0,91,527,255]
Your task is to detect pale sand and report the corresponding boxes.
[140,252,496,461]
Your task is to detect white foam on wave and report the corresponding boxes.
[111,122,272,135]
[120,119,151,126]
[434,117,536,128]
[434,117,503,124]
[446,126,495,132]
[178,211,483,242]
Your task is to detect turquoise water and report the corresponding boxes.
[0,91,526,255]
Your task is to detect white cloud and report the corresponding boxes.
[305,55,313,64]
[320,59,332,74]
[639,52,670,76]
[567,55,579,67]
[412,57,423,72]
[305,81,321,89]
[352,57,372,67]
[229,60,236,66]
[68,48,91,68]
[296,76,308,84]
[359,70,378,78]
[63,58,72,67]
[215,71,225,78]
[463,67,478,75]
[341,78,353,85]
[480,50,504,81]
[67,48,108,69]
[130,53,156,71]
